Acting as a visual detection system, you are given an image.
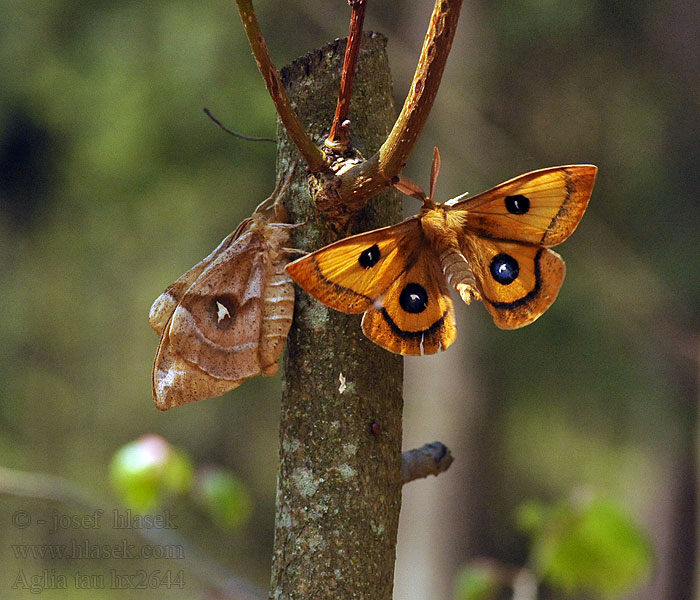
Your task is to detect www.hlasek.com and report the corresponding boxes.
[12,539,184,560]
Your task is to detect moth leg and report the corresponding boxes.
[439,247,481,305]
[255,162,298,219]
[275,219,308,230]
[282,247,309,258]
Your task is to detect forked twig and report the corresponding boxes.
[337,0,463,208]
[235,0,463,220]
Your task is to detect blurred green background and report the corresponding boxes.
[1,0,698,598]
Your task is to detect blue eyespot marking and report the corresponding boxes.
[399,283,428,313]
[490,254,519,285]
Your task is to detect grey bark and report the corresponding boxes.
[272,34,404,600]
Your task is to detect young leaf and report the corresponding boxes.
[109,434,194,512]
[452,562,505,600]
[518,493,654,598]
[192,467,253,531]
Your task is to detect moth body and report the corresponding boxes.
[258,252,295,376]
[437,246,480,305]
[419,204,480,304]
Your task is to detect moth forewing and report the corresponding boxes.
[148,229,240,335]
[454,165,597,247]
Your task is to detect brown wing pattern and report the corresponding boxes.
[152,221,294,410]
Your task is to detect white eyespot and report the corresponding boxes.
[216,301,231,323]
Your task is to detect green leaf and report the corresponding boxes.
[452,561,506,600]
[193,467,253,531]
[518,493,653,598]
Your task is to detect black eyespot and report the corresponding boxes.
[505,194,530,215]
[399,283,429,313]
[490,254,519,285]
[359,244,381,268]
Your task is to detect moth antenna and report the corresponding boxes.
[393,176,428,204]
[429,146,441,203]
[203,107,275,142]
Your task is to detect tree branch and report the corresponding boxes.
[235,0,326,172]
[337,0,464,208]
[401,441,454,484]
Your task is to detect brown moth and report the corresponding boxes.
[149,169,297,410]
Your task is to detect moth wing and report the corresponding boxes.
[165,230,268,381]
[152,324,243,411]
[361,249,456,355]
[453,165,596,246]
[463,234,566,329]
[285,219,423,313]
[148,227,246,335]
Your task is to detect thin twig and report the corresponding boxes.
[337,0,464,208]
[401,441,454,484]
[325,0,368,151]
[203,107,275,142]
[0,466,266,600]
[234,0,326,172]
